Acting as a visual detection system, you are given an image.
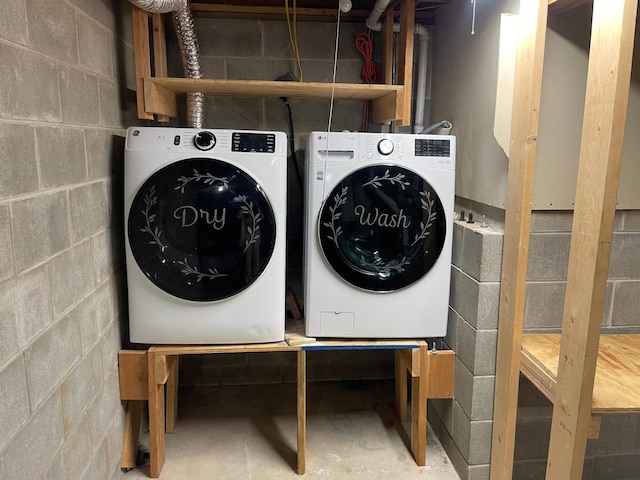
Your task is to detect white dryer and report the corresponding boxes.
[304,131,455,338]
[124,127,287,344]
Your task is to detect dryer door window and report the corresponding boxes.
[318,165,446,292]
[128,158,276,302]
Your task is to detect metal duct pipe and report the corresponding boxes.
[128,0,204,128]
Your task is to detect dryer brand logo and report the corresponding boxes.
[353,205,411,229]
[173,206,227,230]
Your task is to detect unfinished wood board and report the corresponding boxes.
[426,350,455,399]
[297,350,306,475]
[118,350,148,401]
[547,1,637,478]
[490,1,548,478]
[396,0,415,127]
[131,7,154,120]
[121,400,143,470]
[521,334,640,413]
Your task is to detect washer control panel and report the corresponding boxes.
[232,132,276,153]
[415,138,451,157]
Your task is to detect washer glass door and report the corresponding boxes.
[128,158,276,301]
[318,165,446,292]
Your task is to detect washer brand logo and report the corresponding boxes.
[173,206,227,230]
[353,205,411,229]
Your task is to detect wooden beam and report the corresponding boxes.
[120,400,143,470]
[148,349,166,478]
[396,0,415,126]
[410,342,428,466]
[547,0,638,478]
[151,13,170,122]
[144,81,178,118]
[426,350,455,399]
[489,1,548,479]
[395,350,409,421]
[118,350,148,401]
[296,350,306,475]
[383,12,394,85]
[131,6,154,120]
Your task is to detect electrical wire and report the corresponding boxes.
[355,31,381,84]
[327,5,341,136]
[285,0,304,81]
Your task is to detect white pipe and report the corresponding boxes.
[366,0,393,31]
[413,25,429,134]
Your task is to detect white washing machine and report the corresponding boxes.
[124,127,287,344]
[304,131,456,338]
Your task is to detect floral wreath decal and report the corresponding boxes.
[323,171,437,275]
[138,176,264,280]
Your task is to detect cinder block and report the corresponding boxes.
[26,0,78,64]
[452,398,471,459]
[48,240,96,317]
[452,401,493,465]
[85,128,123,180]
[459,224,504,283]
[81,439,110,480]
[69,181,108,243]
[517,376,552,419]
[455,361,494,421]
[592,454,640,480]
[622,211,640,232]
[610,281,640,326]
[477,282,500,330]
[0,356,30,453]
[98,78,124,128]
[514,416,551,461]
[450,266,480,324]
[99,322,122,383]
[445,307,459,352]
[524,282,565,330]
[527,233,571,281]
[205,96,265,130]
[530,211,573,233]
[227,57,297,81]
[91,229,119,284]
[0,392,64,480]
[61,344,103,435]
[62,414,92,479]
[0,42,60,121]
[11,191,69,272]
[586,414,639,456]
[87,370,122,449]
[299,58,363,83]
[78,16,114,78]
[196,18,263,57]
[0,123,38,198]
[36,126,87,189]
[429,398,454,434]
[105,409,127,475]
[220,365,283,385]
[467,464,490,480]
[0,0,28,45]
[58,65,101,125]
[265,97,362,134]
[198,56,227,79]
[24,312,82,410]
[246,351,297,366]
[0,267,51,360]
[610,233,640,279]
[0,206,13,282]
[76,282,114,353]
[452,221,464,268]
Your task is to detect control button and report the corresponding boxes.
[365,152,373,159]
[194,131,216,151]
[173,135,181,146]
[377,139,394,155]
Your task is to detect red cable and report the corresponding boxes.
[355,31,381,84]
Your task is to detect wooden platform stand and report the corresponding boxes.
[490,1,639,479]
[118,336,454,478]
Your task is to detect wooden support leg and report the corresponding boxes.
[148,350,166,478]
[297,350,306,475]
[410,343,427,466]
[166,356,179,434]
[395,349,409,422]
[121,400,143,470]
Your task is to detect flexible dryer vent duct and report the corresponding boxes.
[128,0,204,128]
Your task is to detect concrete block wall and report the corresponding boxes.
[0,1,136,478]
[430,211,640,480]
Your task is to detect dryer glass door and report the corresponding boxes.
[128,158,276,302]
[318,165,446,292]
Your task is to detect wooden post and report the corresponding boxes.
[546,0,637,478]
[410,343,427,466]
[151,13,170,122]
[395,349,409,421]
[397,0,415,126]
[490,1,548,478]
[297,350,306,475]
[166,355,179,434]
[147,349,166,478]
[131,6,154,120]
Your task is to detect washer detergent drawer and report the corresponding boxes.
[320,311,355,335]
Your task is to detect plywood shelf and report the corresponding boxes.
[520,334,640,414]
[143,77,405,124]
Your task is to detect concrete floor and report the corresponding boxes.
[124,380,460,479]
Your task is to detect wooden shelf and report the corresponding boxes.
[143,77,405,124]
[520,334,640,415]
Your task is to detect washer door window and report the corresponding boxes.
[128,158,276,302]
[318,165,446,292]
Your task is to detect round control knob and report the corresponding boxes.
[377,138,394,155]
[194,131,216,151]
